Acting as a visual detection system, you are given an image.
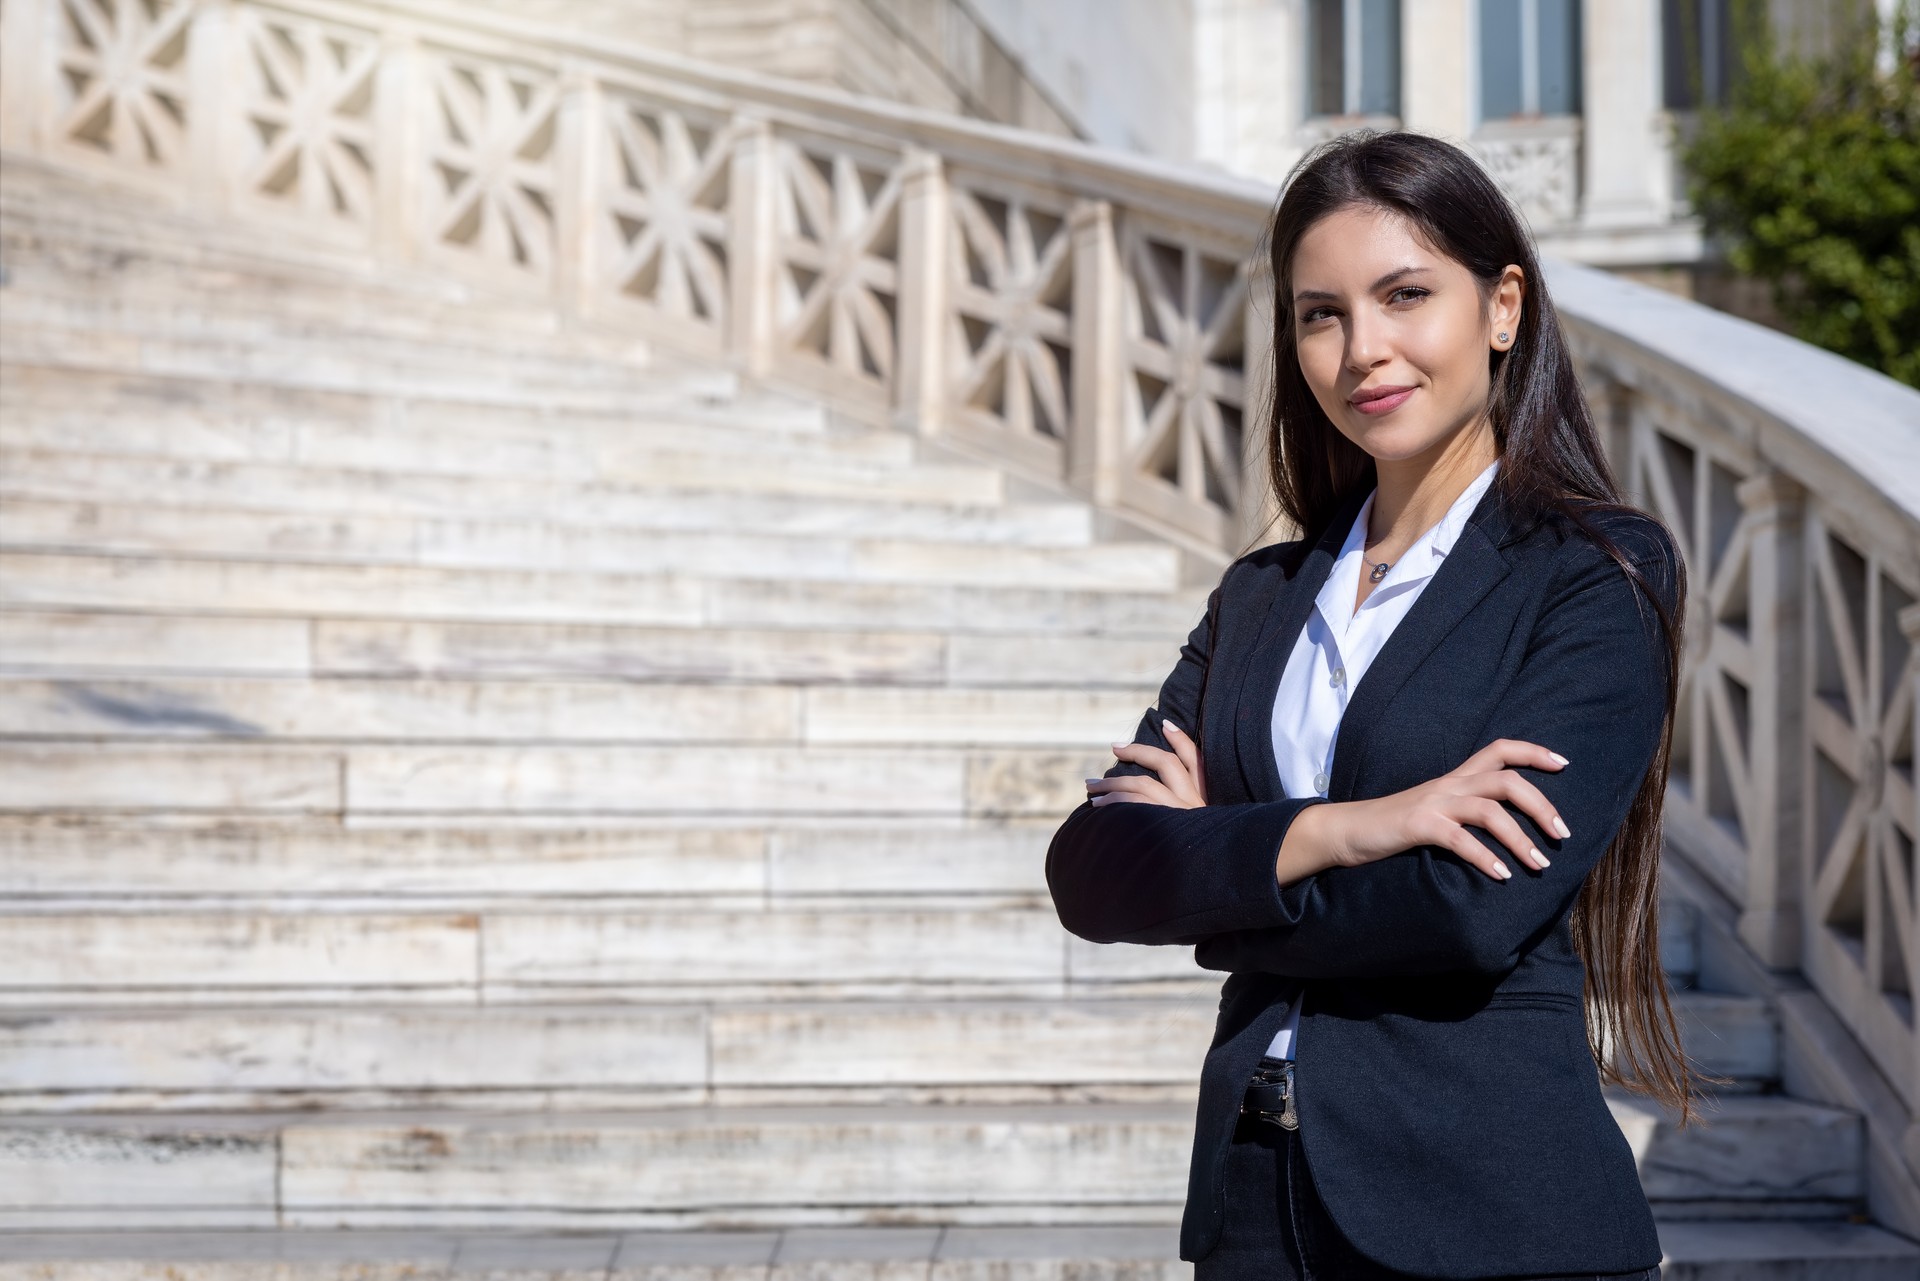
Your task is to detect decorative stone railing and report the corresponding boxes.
[2,0,1915,1208]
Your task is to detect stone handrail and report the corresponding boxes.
[2,0,1916,1193]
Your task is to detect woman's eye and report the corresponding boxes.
[1299,287,1428,326]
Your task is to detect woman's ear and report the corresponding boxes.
[1490,265,1525,350]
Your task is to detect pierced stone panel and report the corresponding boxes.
[1805,515,1917,1049]
[233,5,378,237]
[598,92,736,347]
[1118,223,1250,521]
[1625,410,1759,860]
[420,48,559,284]
[946,185,1074,448]
[50,0,194,175]
[771,138,905,395]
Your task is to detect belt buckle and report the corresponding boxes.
[1241,1059,1299,1131]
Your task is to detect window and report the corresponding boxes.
[1307,0,1402,118]
[1479,0,1583,120]
[1662,0,1753,109]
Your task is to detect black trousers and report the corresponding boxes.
[1195,1057,1663,1281]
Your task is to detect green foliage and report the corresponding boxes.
[1675,1,1920,388]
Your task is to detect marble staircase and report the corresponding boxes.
[0,159,1916,1278]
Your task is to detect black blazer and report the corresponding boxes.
[1046,475,1680,1276]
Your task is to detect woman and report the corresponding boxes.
[1046,130,1717,1279]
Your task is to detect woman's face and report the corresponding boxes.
[1288,203,1524,467]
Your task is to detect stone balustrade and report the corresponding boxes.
[2,0,1916,1226]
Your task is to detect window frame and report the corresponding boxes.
[1476,0,1585,124]
[1305,0,1403,121]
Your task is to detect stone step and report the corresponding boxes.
[0,1103,1192,1229]
[0,390,898,474]
[0,292,677,394]
[0,1092,1866,1230]
[0,551,1211,631]
[0,246,672,359]
[0,816,1053,900]
[0,197,701,366]
[1611,1091,1866,1217]
[0,449,1093,546]
[0,1225,1195,1280]
[1655,1221,1920,1278]
[0,610,1174,686]
[0,441,1105,545]
[0,989,1773,1114]
[0,677,1156,747]
[0,422,1004,508]
[0,497,1179,590]
[0,320,706,415]
[0,360,829,438]
[0,739,1102,818]
[3,1221,1917,1280]
[0,898,1174,1006]
[0,168,600,325]
[0,999,1215,1112]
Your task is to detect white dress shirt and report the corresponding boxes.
[1261,456,1501,1059]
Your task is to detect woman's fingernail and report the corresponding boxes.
[1549,752,1569,765]
[1495,862,1513,879]
[1552,817,1571,839]
[1164,720,1183,734]
[1531,846,1550,867]
[1112,741,1129,752]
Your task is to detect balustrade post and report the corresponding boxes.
[0,0,46,152]
[373,30,423,266]
[1737,469,1809,968]
[726,115,779,380]
[1066,199,1124,508]
[553,63,602,324]
[892,147,948,438]
[186,0,237,214]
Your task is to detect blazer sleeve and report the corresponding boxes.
[1188,526,1681,979]
[1044,557,1336,947]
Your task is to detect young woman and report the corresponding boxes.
[1047,129,1716,1279]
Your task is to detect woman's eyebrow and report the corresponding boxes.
[1294,266,1434,303]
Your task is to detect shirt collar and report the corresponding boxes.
[1317,456,1501,622]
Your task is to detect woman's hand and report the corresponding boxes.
[1085,720,1208,809]
[1309,738,1571,881]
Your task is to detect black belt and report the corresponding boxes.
[1240,1055,1298,1131]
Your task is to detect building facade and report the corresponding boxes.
[1191,0,1904,310]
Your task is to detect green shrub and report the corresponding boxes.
[1676,1,1920,388]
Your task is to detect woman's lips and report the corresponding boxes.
[1351,387,1415,415]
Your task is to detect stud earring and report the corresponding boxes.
[1497,331,1509,342]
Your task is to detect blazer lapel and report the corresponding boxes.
[1326,477,1520,800]
[1231,484,1367,801]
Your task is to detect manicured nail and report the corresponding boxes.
[1112,741,1130,752]
[1495,862,1512,879]
[1552,817,1571,839]
[1548,752,1569,765]
[1163,720,1184,734]
[1530,846,1550,867]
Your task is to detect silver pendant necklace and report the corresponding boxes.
[1368,560,1391,583]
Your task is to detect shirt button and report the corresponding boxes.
[1313,771,1329,793]
[1330,666,1346,688]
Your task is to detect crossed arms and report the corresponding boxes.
[1043,528,1679,979]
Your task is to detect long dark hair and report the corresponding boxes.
[1253,128,1720,1127]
